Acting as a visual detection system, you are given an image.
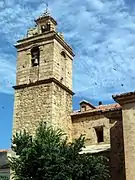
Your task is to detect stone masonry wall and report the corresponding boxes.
[72,114,110,146]
[14,33,73,137]
[53,39,73,90]
[109,116,125,180]
[16,40,54,85]
[12,83,53,135]
[13,82,73,138]
[122,102,135,180]
[52,82,73,140]
[72,111,125,180]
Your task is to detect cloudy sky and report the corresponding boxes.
[0,0,135,148]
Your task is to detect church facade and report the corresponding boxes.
[9,10,135,180]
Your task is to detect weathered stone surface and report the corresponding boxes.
[121,103,135,180]
[72,109,125,180]
[72,114,110,146]
[13,83,53,134]
[13,14,74,142]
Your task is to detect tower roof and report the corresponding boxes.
[35,5,57,25]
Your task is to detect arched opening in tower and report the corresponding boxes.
[31,46,40,66]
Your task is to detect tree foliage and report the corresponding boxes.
[9,122,110,180]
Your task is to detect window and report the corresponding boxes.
[81,105,86,112]
[41,23,50,33]
[94,126,104,143]
[61,50,66,58]
[31,47,40,66]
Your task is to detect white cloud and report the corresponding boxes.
[0,51,16,94]
[0,0,135,103]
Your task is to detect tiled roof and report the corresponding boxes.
[113,91,135,104]
[95,103,121,111]
[71,103,121,117]
[113,91,135,100]
[0,150,8,153]
[80,100,96,109]
[113,91,135,99]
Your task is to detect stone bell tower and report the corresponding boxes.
[12,9,75,139]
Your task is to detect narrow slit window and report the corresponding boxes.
[94,126,104,143]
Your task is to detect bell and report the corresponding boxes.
[34,58,39,66]
[42,25,46,29]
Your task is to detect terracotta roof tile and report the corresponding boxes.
[113,91,135,104]
[80,100,96,109]
[71,103,121,117]
[112,91,135,99]
[0,149,8,153]
[95,103,121,111]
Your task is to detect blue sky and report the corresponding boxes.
[1,0,135,148]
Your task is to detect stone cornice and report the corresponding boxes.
[35,15,57,25]
[80,144,110,154]
[112,91,135,105]
[14,31,75,57]
[71,110,103,119]
[13,78,75,96]
[54,34,75,57]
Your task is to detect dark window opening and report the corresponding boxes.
[41,23,50,33]
[94,126,104,143]
[31,47,40,67]
[61,51,66,58]
[81,105,86,112]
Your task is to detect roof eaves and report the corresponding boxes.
[112,91,135,104]
[80,100,96,109]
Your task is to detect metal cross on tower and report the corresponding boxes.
[44,2,50,16]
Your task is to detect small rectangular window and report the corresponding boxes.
[81,105,86,112]
[94,126,104,143]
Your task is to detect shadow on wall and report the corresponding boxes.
[109,114,126,180]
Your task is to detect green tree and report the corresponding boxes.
[9,122,109,180]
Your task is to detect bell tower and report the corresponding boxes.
[12,9,75,139]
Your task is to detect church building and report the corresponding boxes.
[2,9,135,180]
